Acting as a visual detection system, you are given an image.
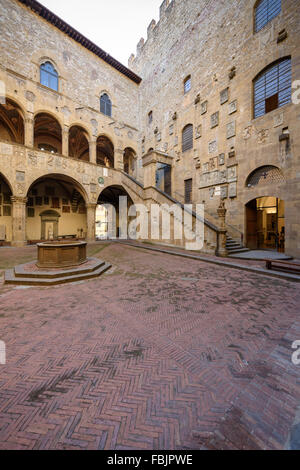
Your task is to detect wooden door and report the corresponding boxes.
[246,201,258,249]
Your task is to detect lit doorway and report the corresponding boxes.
[246,197,285,252]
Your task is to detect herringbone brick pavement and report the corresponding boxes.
[0,244,299,450]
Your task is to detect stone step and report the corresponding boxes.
[226,242,241,248]
[227,248,250,254]
[4,262,112,286]
[13,258,106,279]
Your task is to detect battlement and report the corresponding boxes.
[128,0,176,65]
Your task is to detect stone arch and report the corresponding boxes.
[96,134,114,168]
[123,147,137,176]
[96,185,134,239]
[69,125,90,162]
[34,112,62,154]
[26,173,88,203]
[0,98,25,145]
[246,165,285,188]
[30,49,67,86]
[26,174,88,242]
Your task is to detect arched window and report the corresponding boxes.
[254,0,281,33]
[100,94,112,117]
[184,75,191,94]
[246,165,284,187]
[182,124,193,152]
[40,62,58,91]
[253,57,291,118]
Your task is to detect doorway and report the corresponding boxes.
[246,197,285,251]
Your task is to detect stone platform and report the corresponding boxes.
[4,257,111,286]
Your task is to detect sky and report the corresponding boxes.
[40,0,163,66]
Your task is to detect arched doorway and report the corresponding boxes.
[40,210,60,240]
[0,99,24,144]
[69,125,90,161]
[96,135,114,168]
[0,174,13,243]
[34,113,62,154]
[26,175,87,242]
[246,197,285,252]
[96,185,133,239]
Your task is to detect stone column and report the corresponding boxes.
[25,116,34,147]
[114,148,124,171]
[62,126,69,157]
[216,200,228,257]
[11,196,27,247]
[89,137,97,164]
[86,203,97,242]
[142,152,157,189]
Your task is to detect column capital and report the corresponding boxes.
[11,196,27,205]
[86,203,97,210]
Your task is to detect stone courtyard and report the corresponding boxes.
[0,243,299,450]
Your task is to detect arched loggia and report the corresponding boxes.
[34,113,62,154]
[26,174,87,242]
[0,99,24,144]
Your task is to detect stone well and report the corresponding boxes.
[37,241,87,268]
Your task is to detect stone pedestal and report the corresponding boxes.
[11,196,27,247]
[86,203,97,242]
[216,200,228,257]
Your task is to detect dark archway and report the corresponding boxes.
[0,99,24,144]
[34,113,62,154]
[26,174,87,242]
[96,185,134,239]
[69,125,89,161]
[96,135,114,168]
[123,147,136,176]
[246,197,285,252]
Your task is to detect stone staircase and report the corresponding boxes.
[226,236,250,256]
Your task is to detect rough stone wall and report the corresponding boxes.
[130,0,300,257]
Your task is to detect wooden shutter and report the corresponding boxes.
[185,179,192,204]
[255,0,281,33]
[182,125,193,152]
[254,58,291,118]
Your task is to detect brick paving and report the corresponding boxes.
[0,243,299,450]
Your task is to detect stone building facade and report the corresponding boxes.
[0,0,299,257]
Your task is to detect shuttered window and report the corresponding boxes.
[254,58,291,119]
[184,179,192,204]
[182,124,193,152]
[184,76,191,94]
[100,94,112,117]
[255,0,281,33]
